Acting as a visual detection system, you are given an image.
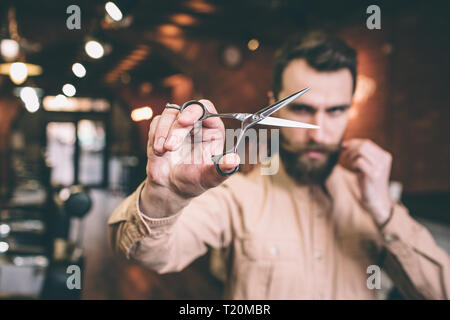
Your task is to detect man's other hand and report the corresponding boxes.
[341,139,393,226]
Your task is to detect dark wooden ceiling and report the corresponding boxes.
[0,0,407,97]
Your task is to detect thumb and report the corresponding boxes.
[218,153,241,174]
[202,153,241,188]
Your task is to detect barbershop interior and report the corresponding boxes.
[0,0,449,300]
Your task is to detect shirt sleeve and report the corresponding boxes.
[379,202,450,299]
[107,178,240,274]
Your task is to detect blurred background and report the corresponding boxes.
[0,0,449,299]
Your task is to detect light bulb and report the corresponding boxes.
[62,83,76,97]
[85,40,104,59]
[9,62,28,85]
[20,87,40,113]
[1,39,20,61]
[72,63,86,78]
[105,2,123,21]
[131,106,153,122]
[248,39,260,51]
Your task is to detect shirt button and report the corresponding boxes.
[316,211,323,218]
[270,246,278,256]
[314,251,322,260]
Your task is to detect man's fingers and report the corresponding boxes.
[153,108,180,154]
[148,115,161,156]
[164,100,209,151]
[342,139,381,166]
[178,100,224,129]
[164,120,198,151]
[342,138,364,149]
[165,100,224,151]
[150,98,226,155]
[177,102,205,125]
[354,156,372,174]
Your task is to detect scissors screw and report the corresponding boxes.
[252,114,260,121]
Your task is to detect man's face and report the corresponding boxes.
[272,59,354,184]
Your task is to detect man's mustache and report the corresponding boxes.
[280,141,342,154]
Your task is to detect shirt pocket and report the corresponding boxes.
[234,236,306,299]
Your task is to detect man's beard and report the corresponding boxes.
[279,133,342,185]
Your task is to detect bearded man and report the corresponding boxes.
[108,32,449,299]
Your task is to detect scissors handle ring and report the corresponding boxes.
[165,103,181,111]
[180,100,208,120]
[211,152,239,176]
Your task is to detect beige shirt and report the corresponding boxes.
[108,155,450,299]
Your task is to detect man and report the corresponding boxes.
[108,32,449,299]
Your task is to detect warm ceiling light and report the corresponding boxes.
[0,62,42,85]
[72,63,86,78]
[62,83,76,97]
[54,94,69,106]
[158,24,182,37]
[185,0,216,13]
[105,2,123,21]
[20,87,40,113]
[0,62,42,76]
[9,62,28,85]
[247,39,260,51]
[131,106,153,122]
[171,13,197,26]
[1,39,20,61]
[85,40,104,59]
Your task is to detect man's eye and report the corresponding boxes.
[327,107,348,115]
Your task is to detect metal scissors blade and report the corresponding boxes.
[254,87,310,119]
[257,116,319,129]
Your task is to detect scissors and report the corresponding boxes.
[165,87,318,176]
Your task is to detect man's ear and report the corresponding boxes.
[267,90,275,104]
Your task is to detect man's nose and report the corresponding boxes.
[307,112,325,143]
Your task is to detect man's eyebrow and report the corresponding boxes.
[287,103,351,111]
[325,104,351,110]
[288,103,316,110]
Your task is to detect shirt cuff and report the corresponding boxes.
[136,182,182,239]
[379,202,414,245]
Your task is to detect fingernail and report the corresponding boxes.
[155,137,165,149]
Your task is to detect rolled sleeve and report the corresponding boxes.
[108,175,243,274]
[379,202,450,299]
[107,182,151,258]
[379,203,415,245]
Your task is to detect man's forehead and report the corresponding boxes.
[281,59,353,108]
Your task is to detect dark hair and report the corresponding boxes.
[272,31,357,99]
